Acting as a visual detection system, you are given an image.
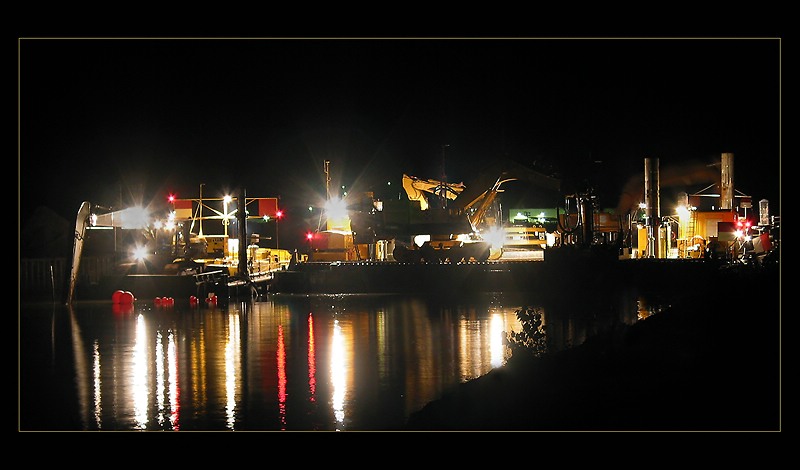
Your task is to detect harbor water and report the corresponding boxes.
[19,286,663,432]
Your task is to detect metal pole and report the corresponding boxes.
[223,197,229,237]
[237,187,249,281]
[199,183,205,237]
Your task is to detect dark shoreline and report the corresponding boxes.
[404,263,781,431]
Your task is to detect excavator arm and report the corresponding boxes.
[463,177,519,232]
[402,174,464,211]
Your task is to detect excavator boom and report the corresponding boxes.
[402,174,464,210]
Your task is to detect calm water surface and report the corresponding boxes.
[20,290,653,431]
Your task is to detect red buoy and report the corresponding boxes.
[120,291,135,304]
[113,303,134,315]
[112,290,125,304]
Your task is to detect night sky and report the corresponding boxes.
[19,37,781,251]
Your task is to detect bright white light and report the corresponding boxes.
[133,314,149,430]
[490,313,505,368]
[325,197,348,221]
[638,202,647,209]
[153,220,163,230]
[227,238,239,257]
[484,226,505,250]
[132,246,148,262]
[225,314,241,430]
[331,319,346,428]
[156,331,165,424]
[120,206,150,230]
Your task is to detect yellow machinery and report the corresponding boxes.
[347,161,560,263]
[675,209,738,259]
[386,174,515,262]
[352,171,552,263]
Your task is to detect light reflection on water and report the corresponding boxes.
[20,290,656,431]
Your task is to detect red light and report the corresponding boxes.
[306,232,313,240]
[168,194,176,203]
[276,210,284,219]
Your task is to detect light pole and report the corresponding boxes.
[275,210,283,249]
[223,195,232,237]
[198,183,205,237]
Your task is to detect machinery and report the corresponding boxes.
[350,161,561,263]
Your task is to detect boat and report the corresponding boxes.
[67,187,292,303]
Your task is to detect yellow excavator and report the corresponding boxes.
[350,160,561,263]
[392,173,516,262]
[352,162,558,263]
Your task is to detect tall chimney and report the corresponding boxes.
[720,152,734,210]
[644,157,660,258]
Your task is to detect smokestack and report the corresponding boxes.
[644,157,660,258]
[720,152,734,210]
[759,199,770,226]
